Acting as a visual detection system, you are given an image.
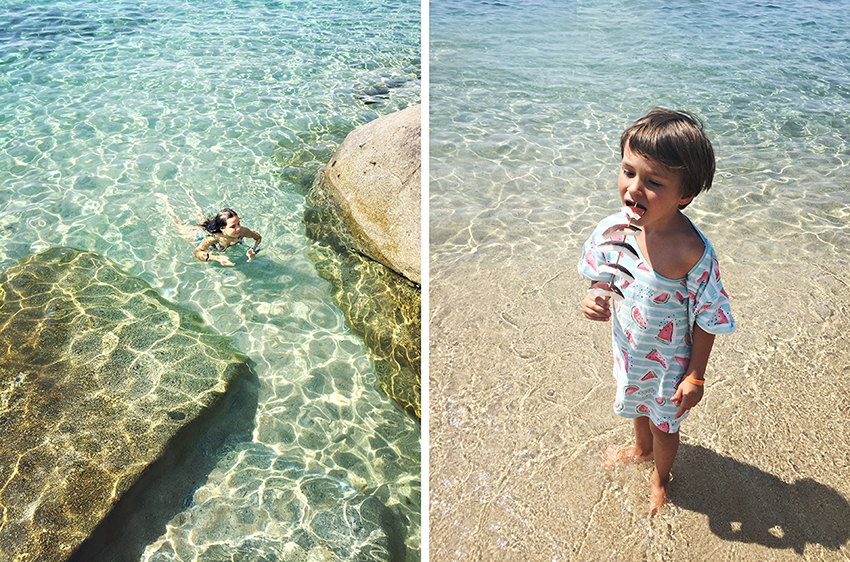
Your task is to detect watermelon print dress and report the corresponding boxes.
[578,212,736,433]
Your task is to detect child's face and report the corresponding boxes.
[222,216,242,237]
[618,143,693,225]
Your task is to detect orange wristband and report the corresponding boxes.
[684,375,705,386]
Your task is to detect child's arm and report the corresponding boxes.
[672,325,716,418]
[581,281,612,322]
[241,227,262,248]
[242,227,262,261]
[193,237,234,266]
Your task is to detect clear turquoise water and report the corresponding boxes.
[0,1,420,560]
[430,0,850,268]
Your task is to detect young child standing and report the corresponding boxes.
[578,107,735,516]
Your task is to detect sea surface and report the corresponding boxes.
[431,0,850,268]
[430,1,850,560]
[0,0,420,560]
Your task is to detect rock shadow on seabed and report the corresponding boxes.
[0,247,259,562]
[69,370,260,562]
[671,444,850,555]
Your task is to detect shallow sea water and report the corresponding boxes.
[0,1,420,560]
[430,1,850,560]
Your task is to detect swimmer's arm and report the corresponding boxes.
[672,325,716,418]
[193,237,233,266]
[242,227,262,262]
[193,237,214,261]
[241,227,262,248]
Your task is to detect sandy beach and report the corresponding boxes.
[428,2,850,558]
[429,252,850,561]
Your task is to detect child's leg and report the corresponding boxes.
[184,189,206,222]
[157,193,186,226]
[602,417,655,467]
[156,193,199,245]
[633,416,654,457]
[648,422,680,516]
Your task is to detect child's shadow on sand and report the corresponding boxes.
[671,444,850,554]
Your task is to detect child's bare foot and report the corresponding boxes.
[648,469,670,518]
[601,444,653,468]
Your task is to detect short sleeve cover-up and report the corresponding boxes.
[578,212,735,433]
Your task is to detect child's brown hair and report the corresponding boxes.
[198,208,238,233]
[621,107,715,208]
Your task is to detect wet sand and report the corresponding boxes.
[429,252,850,561]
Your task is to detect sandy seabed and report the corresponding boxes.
[429,253,850,561]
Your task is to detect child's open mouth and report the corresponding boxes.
[625,201,647,212]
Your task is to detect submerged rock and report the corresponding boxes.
[305,106,421,420]
[0,247,252,562]
[306,244,420,420]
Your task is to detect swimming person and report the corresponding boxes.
[193,208,262,266]
[577,107,735,516]
[158,193,262,266]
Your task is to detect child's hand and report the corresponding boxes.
[672,379,704,418]
[582,282,612,321]
[214,255,235,266]
[246,247,260,262]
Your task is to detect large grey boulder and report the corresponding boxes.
[318,105,421,285]
[305,106,422,419]
[0,248,252,562]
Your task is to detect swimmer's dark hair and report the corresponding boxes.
[621,107,715,209]
[198,208,238,233]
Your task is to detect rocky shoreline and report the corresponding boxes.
[305,105,422,420]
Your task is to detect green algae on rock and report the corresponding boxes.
[305,239,420,421]
[0,247,252,562]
